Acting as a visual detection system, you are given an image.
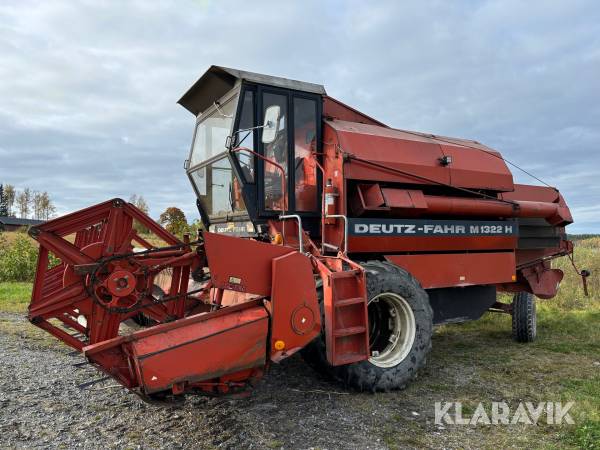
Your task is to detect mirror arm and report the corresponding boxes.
[227,124,267,150]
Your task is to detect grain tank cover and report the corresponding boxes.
[329,120,515,192]
[178,65,326,116]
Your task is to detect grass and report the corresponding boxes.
[0,229,32,245]
[426,306,600,449]
[0,281,32,313]
[0,236,598,449]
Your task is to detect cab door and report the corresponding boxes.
[257,87,322,223]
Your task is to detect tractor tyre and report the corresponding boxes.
[301,261,433,391]
[511,291,536,342]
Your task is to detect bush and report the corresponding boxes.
[552,239,599,310]
[0,232,60,282]
[0,233,40,282]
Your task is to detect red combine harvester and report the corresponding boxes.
[28,66,575,399]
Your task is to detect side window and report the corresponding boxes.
[262,93,288,211]
[234,90,255,182]
[293,97,318,211]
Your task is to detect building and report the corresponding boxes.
[0,216,45,232]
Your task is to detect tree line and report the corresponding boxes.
[0,185,199,237]
[129,194,201,237]
[0,184,56,220]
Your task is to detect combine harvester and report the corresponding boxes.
[28,66,577,400]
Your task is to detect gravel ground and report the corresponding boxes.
[0,313,391,450]
[4,309,582,450]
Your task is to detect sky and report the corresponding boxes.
[0,0,598,233]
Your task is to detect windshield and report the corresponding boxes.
[189,156,247,219]
[189,96,237,168]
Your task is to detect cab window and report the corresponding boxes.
[189,97,236,168]
[234,90,255,182]
[189,156,246,218]
[293,97,318,211]
[262,92,288,211]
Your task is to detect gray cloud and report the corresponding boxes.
[0,0,598,232]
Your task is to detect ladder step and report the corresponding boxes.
[332,269,360,279]
[334,297,365,308]
[333,326,366,337]
[333,353,368,365]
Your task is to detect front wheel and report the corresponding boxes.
[302,261,433,391]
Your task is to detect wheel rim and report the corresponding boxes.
[368,292,416,368]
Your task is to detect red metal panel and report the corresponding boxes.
[439,143,513,191]
[385,252,516,289]
[331,121,451,186]
[323,96,387,127]
[349,235,517,253]
[381,187,427,209]
[501,184,559,203]
[130,305,268,393]
[521,261,563,299]
[424,196,559,219]
[501,185,572,226]
[203,232,295,295]
[322,123,347,252]
[326,120,515,192]
[358,183,386,208]
[269,252,321,361]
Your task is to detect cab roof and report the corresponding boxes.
[178,65,327,116]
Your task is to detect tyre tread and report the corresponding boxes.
[512,291,536,342]
[301,260,433,391]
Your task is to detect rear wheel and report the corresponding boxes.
[512,291,536,342]
[302,261,433,391]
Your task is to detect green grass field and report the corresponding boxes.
[0,281,32,313]
[1,237,598,448]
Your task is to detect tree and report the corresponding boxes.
[129,194,150,234]
[32,191,42,220]
[129,194,149,214]
[16,188,31,218]
[159,207,189,237]
[4,185,15,216]
[188,219,204,238]
[39,192,56,220]
[0,185,8,216]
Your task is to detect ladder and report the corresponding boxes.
[322,264,370,366]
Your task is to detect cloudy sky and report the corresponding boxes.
[0,0,598,232]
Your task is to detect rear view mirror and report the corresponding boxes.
[261,105,280,144]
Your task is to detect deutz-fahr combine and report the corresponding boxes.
[27,66,574,400]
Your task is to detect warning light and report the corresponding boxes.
[274,340,285,350]
[511,275,517,281]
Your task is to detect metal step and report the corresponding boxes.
[333,326,367,337]
[334,297,366,308]
[334,353,368,365]
[331,269,361,279]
